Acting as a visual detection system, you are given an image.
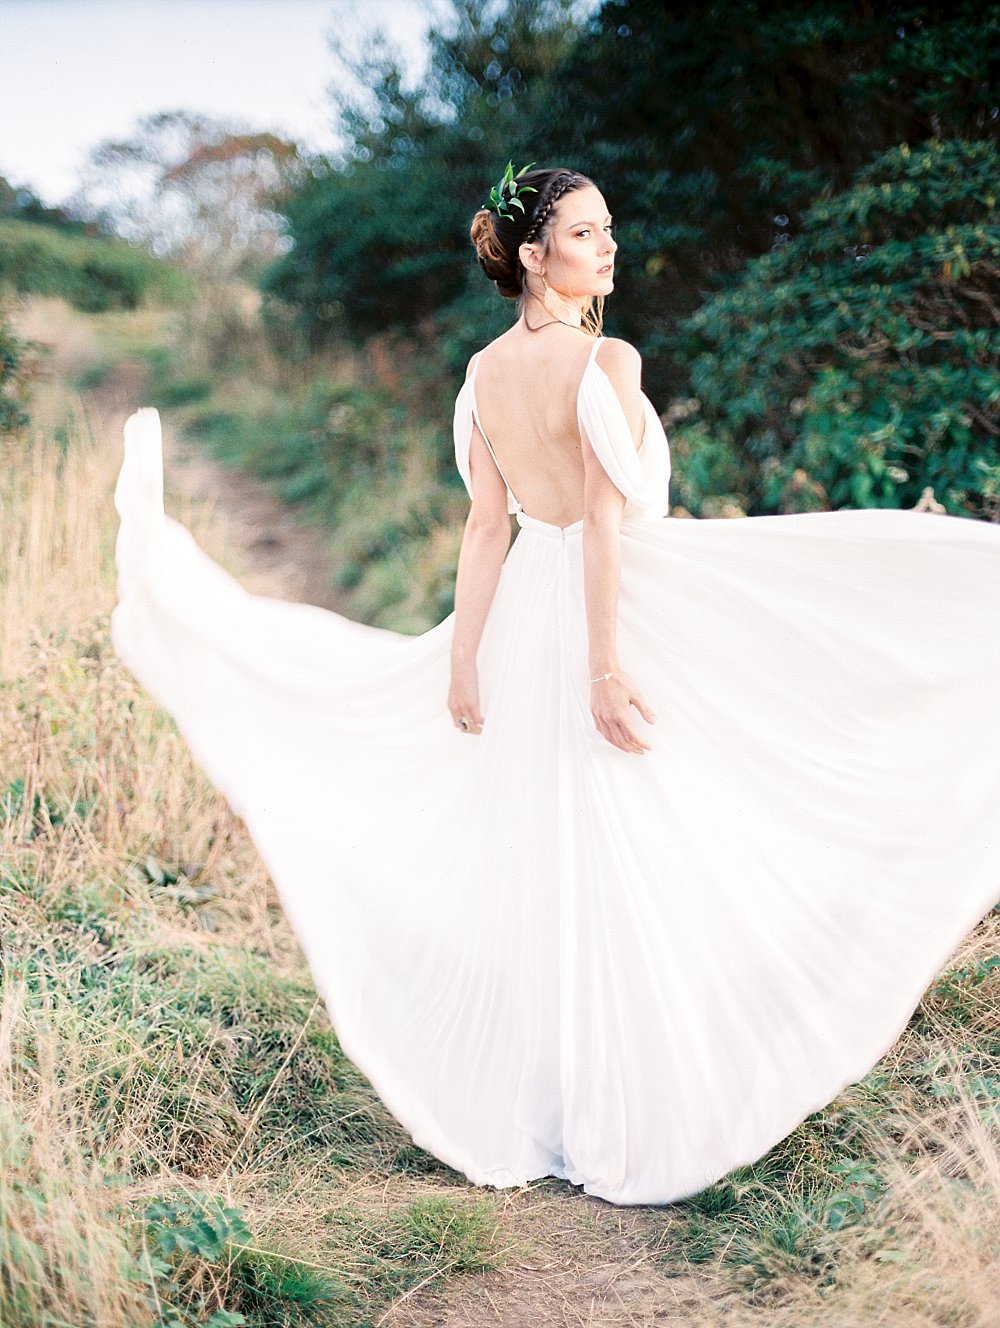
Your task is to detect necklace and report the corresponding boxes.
[524,289,583,333]
[523,312,562,332]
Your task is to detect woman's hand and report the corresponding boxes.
[448,664,484,735]
[590,669,656,754]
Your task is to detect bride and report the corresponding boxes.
[450,165,657,755]
[112,163,1000,1206]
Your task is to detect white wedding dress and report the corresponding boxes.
[112,336,1000,1206]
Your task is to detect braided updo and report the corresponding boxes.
[470,167,594,299]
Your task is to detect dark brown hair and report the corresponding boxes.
[470,167,594,299]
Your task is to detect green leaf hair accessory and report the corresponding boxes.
[484,160,538,221]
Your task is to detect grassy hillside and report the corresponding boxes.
[0,300,998,1325]
[0,217,193,313]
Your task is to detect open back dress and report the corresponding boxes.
[111,335,1000,1205]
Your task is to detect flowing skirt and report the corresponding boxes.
[113,414,1000,1205]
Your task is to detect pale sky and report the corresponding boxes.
[0,0,433,205]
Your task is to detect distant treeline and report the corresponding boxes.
[261,0,1000,519]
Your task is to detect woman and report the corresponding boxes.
[450,166,657,758]
[112,164,1000,1207]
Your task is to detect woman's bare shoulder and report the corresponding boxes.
[464,325,520,379]
[595,335,642,378]
[463,347,484,381]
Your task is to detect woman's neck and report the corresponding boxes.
[525,287,586,330]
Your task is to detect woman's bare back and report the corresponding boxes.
[471,323,601,528]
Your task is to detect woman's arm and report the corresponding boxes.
[448,422,512,734]
[581,338,656,754]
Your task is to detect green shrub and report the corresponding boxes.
[673,137,1000,517]
[0,302,30,434]
[143,1193,356,1326]
[0,218,192,312]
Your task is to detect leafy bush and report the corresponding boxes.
[521,0,1000,400]
[265,0,1000,407]
[672,137,1000,516]
[0,302,31,434]
[262,152,475,340]
[0,218,192,312]
[144,1194,354,1327]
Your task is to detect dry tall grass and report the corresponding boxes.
[0,393,511,1326]
[0,410,110,676]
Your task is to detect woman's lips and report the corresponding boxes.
[598,264,614,275]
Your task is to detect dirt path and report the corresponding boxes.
[13,295,348,612]
[91,359,351,612]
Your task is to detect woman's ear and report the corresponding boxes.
[519,241,543,277]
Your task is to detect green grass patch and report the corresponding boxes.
[0,218,193,312]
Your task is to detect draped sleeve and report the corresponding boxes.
[576,349,672,519]
[452,376,476,504]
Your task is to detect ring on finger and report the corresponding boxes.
[459,717,470,731]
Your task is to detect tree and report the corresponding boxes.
[261,0,585,341]
[537,0,1000,397]
[0,174,80,230]
[72,111,307,277]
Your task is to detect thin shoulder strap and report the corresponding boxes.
[576,335,605,403]
[468,353,522,512]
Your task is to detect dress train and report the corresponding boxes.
[111,340,1000,1204]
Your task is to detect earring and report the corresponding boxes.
[540,273,582,328]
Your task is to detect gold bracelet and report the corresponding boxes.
[589,671,615,683]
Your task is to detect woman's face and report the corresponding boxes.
[523,184,617,303]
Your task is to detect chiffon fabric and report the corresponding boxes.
[112,335,1000,1206]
